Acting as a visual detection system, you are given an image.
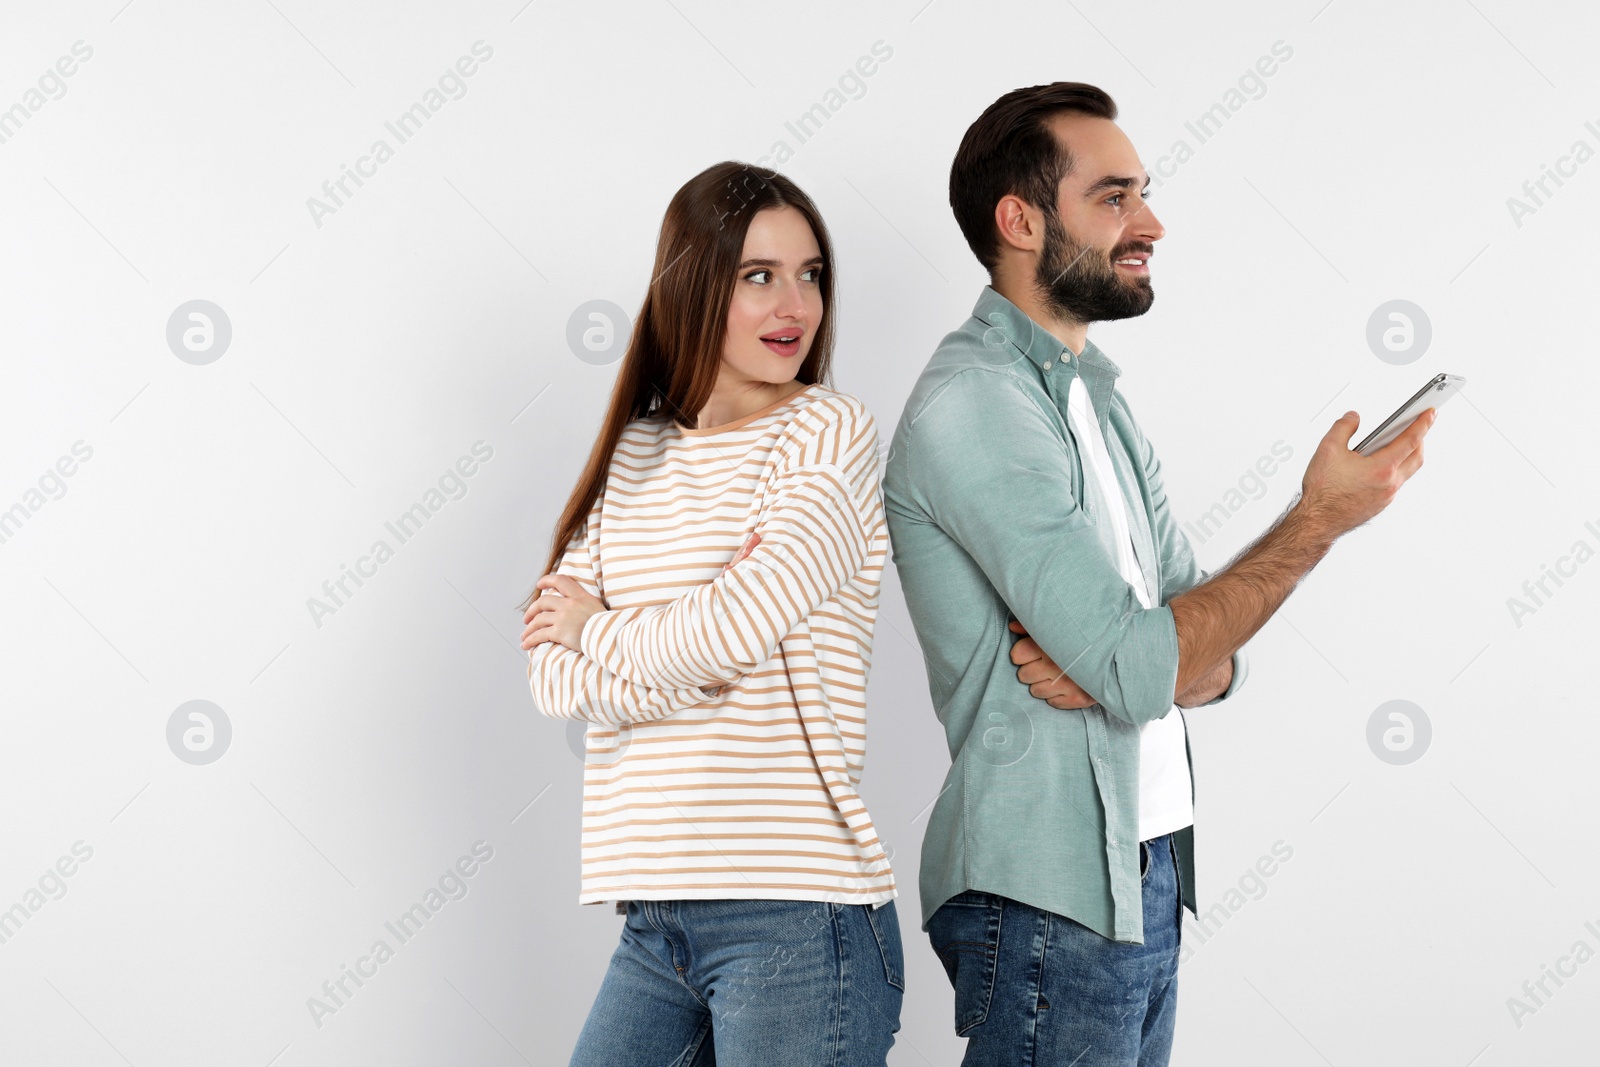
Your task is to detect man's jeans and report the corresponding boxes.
[570,897,905,1067]
[926,833,1184,1066]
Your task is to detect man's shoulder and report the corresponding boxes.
[896,322,1040,432]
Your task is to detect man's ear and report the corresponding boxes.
[993,193,1042,257]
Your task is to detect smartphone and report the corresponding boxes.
[1353,373,1465,457]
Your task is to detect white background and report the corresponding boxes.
[2,1,1597,1064]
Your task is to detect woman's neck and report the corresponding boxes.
[694,378,809,431]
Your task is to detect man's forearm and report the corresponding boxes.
[1169,500,1338,696]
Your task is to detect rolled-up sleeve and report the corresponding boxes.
[907,368,1180,726]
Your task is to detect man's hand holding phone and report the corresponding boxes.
[1298,405,1437,538]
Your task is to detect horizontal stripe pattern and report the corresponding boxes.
[528,384,896,906]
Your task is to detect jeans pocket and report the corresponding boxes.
[927,891,1002,1036]
[1141,840,1151,883]
[862,900,905,993]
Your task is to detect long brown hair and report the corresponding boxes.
[518,161,837,612]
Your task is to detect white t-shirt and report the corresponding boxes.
[1064,373,1194,842]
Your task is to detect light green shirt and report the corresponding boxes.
[882,285,1249,944]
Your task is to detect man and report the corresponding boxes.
[881,82,1435,1065]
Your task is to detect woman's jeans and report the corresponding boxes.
[925,833,1184,1067]
[570,896,905,1067]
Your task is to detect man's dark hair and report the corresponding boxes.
[949,82,1118,273]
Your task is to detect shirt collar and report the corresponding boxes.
[971,285,1123,381]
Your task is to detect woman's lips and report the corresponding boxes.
[761,336,801,357]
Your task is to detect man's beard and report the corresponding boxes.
[1033,207,1153,325]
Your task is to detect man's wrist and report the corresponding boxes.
[1279,497,1339,561]
[1175,655,1231,707]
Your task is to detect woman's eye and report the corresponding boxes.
[743,267,822,283]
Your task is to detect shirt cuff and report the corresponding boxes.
[1112,602,1185,725]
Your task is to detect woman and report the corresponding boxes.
[519,160,902,1066]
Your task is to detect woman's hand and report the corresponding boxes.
[522,533,760,655]
[522,574,608,653]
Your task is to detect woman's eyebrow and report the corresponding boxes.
[739,256,826,268]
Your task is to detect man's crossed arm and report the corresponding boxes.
[1006,618,1233,711]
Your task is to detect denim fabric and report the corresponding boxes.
[570,897,905,1066]
[926,834,1183,1066]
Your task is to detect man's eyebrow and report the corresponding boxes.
[738,255,825,268]
[1081,173,1152,196]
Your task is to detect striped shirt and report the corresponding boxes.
[527,383,897,908]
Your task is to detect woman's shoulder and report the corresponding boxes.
[775,385,883,478]
[787,383,879,437]
[615,383,878,449]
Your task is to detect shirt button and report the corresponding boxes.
[1043,360,1052,370]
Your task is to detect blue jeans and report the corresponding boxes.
[926,833,1183,1066]
[570,897,905,1067]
